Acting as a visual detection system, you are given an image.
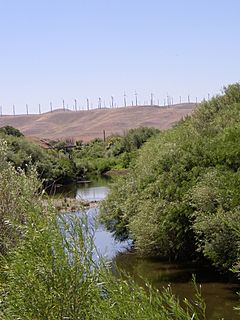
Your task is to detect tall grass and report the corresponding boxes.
[0,210,206,320]
[0,138,206,319]
[0,140,40,255]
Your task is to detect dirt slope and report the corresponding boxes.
[0,104,195,141]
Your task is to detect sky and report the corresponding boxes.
[0,0,239,114]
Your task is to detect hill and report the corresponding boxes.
[0,104,195,141]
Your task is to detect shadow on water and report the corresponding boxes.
[113,253,240,320]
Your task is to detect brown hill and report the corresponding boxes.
[0,104,196,142]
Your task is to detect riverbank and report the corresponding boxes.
[42,177,240,319]
[103,168,129,176]
[42,197,99,213]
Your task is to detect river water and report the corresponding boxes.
[57,178,240,320]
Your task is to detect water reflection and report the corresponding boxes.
[114,254,240,320]
[81,207,132,260]
[56,178,240,320]
[76,186,109,202]
[50,176,112,200]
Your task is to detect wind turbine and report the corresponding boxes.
[124,92,127,107]
[135,91,138,106]
[98,97,102,109]
[150,93,154,106]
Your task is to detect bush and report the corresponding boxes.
[0,211,206,320]
[100,83,240,269]
[0,138,206,319]
[0,125,24,137]
[0,140,40,255]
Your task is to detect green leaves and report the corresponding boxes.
[0,125,24,137]
[0,139,40,255]
[0,207,206,320]
[0,139,207,319]
[100,83,240,269]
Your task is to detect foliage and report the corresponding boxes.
[0,132,79,185]
[0,126,158,186]
[100,83,240,270]
[0,208,206,319]
[72,127,159,176]
[0,142,207,319]
[47,138,75,151]
[0,139,40,255]
[106,127,160,156]
[0,125,24,137]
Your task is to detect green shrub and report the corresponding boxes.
[0,125,24,137]
[0,140,40,255]
[100,83,240,269]
[0,139,206,319]
[0,210,206,320]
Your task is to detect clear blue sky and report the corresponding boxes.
[0,0,239,114]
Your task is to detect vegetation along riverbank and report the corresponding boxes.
[0,138,207,319]
[100,83,240,273]
[0,83,240,318]
[0,125,159,186]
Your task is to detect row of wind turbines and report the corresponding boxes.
[0,92,211,116]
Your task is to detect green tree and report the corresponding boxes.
[100,83,240,270]
[0,125,24,137]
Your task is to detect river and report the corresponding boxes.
[56,178,240,320]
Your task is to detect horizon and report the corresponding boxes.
[0,98,197,116]
[0,0,239,114]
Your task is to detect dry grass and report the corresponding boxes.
[0,104,195,142]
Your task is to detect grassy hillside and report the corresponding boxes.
[0,104,195,141]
